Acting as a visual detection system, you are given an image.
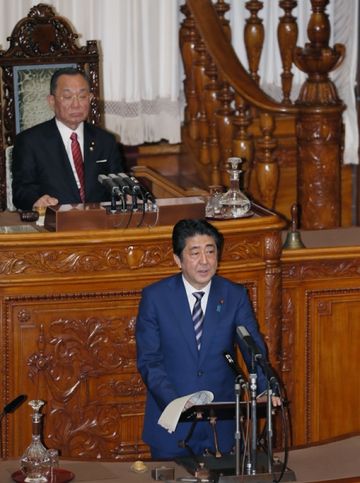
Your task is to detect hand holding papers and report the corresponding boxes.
[158,391,214,433]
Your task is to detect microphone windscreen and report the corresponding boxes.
[4,394,27,414]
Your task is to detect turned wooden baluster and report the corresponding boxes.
[232,94,254,192]
[215,83,235,185]
[255,113,279,208]
[278,0,298,104]
[294,0,345,229]
[214,0,231,41]
[203,0,232,177]
[244,0,264,84]
[204,56,222,185]
[194,39,211,165]
[180,4,200,140]
[213,0,234,184]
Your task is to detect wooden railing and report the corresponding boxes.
[181,0,345,229]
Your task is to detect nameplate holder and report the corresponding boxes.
[44,197,205,231]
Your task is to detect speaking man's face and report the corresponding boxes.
[173,234,218,289]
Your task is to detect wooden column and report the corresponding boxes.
[294,0,345,229]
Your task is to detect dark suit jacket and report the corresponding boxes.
[136,273,269,457]
[12,118,125,210]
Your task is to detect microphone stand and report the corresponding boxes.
[109,187,118,213]
[266,383,273,474]
[0,394,27,459]
[249,355,257,476]
[234,375,242,476]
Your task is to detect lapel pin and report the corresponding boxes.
[216,299,224,312]
[89,141,95,151]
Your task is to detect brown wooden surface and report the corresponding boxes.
[0,205,285,461]
[281,237,360,447]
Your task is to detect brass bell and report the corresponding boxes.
[283,203,305,250]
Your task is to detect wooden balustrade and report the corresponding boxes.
[181,0,348,229]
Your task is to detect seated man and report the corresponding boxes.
[12,67,125,211]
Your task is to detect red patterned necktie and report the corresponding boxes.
[70,132,85,202]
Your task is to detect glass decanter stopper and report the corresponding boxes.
[219,157,251,218]
[20,400,50,482]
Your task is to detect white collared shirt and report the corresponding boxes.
[182,275,211,315]
[55,119,84,189]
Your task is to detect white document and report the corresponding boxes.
[158,390,214,433]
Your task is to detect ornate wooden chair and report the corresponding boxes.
[0,3,101,210]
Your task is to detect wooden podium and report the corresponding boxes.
[44,197,206,231]
[0,202,286,461]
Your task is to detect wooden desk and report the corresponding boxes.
[0,459,190,483]
[0,205,285,461]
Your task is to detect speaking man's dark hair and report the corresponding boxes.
[172,218,224,260]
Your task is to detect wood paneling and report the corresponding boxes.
[282,247,360,447]
[0,206,285,461]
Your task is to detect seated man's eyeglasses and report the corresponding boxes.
[55,93,91,105]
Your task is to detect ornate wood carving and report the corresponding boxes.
[180,4,200,140]
[294,0,345,228]
[204,56,221,185]
[0,212,285,459]
[282,258,360,280]
[194,40,211,165]
[184,0,348,229]
[0,243,175,277]
[244,1,264,84]
[255,113,279,209]
[4,291,148,460]
[278,1,298,103]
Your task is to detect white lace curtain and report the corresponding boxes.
[0,0,358,162]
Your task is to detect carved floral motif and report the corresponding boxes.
[222,238,261,260]
[0,244,175,276]
[282,259,360,280]
[24,312,146,459]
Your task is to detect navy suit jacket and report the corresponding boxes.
[12,118,125,210]
[136,273,269,456]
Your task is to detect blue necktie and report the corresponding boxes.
[192,291,205,350]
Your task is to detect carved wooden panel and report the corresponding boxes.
[305,289,360,443]
[282,251,360,447]
[3,291,148,461]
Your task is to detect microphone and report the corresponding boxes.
[0,394,27,460]
[98,174,123,212]
[97,174,121,194]
[237,326,263,360]
[2,394,27,415]
[237,326,280,392]
[108,174,132,194]
[117,173,156,203]
[223,351,247,387]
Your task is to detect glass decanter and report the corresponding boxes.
[219,157,251,218]
[20,400,50,482]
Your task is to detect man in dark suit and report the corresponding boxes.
[136,218,281,460]
[12,67,125,211]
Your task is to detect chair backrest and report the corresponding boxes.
[0,3,101,210]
